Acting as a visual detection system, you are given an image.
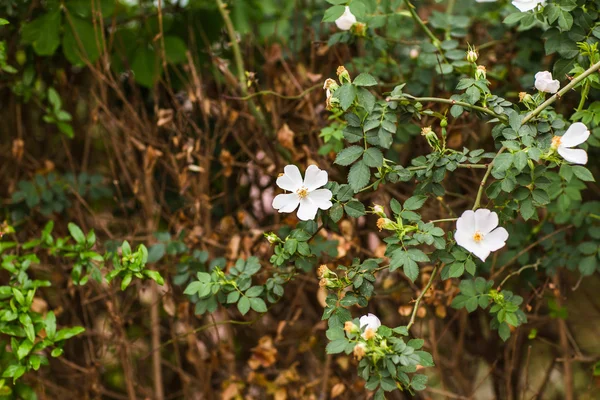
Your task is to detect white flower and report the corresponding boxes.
[534,71,560,94]
[512,0,545,12]
[359,313,381,339]
[455,209,509,262]
[335,6,357,31]
[272,165,333,221]
[551,122,590,165]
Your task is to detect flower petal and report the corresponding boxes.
[359,313,381,330]
[303,165,328,191]
[276,165,303,191]
[272,193,299,213]
[483,227,509,252]
[307,189,333,210]
[474,209,499,234]
[558,146,588,165]
[335,6,357,30]
[297,198,319,221]
[455,231,491,262]
[512,0,544,12]
[561,122,590,147]
[456,210,476,235]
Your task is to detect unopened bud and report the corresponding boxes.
[519,92,534,107]
[475,65,486,80]
[264,232,280,244]
[351,22,367,37]
[372,204,385,217]
[353,343,366,360]
[409,48,420,59]
[466,50,478,63]
[363,327,376,340]
[336,66,351,84]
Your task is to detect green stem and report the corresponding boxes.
[215,0,271,136]
[471,147,505,210]
[403,0,441,48]
[389,95,508,123]
[498,261,540,289]
[407,264,439,331]
[576,82,590,112]
[407,163,488,172]
[523,59,600,124]
[429,218,458,223]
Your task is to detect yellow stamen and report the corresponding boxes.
[296,187,309,199]
[473,231,484,243]
[551,136,562,150]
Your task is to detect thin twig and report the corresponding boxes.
[407,264,439,330]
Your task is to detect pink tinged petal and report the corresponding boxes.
[560,123,590,147]
[307,189,333,210]
[558,146,588,165]
[303,165,329,191]
[474,209,499,234]
[272,193,299,213]
[456,210,476,235]
[483,227,509,252]
[276,165,303,191]
[297,198,319,221]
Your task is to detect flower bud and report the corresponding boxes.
[264,232,280,244]
[475,65,486,80]
[353,343,366,360]
[323,78,339,93]
[421,126,440,150]
[363,327,376,340]
[317,264,332,279]
[519,92,534,107]
[336,66,351,84]
[344,321,358,333]
[440,118,448,128]
[351,22,367,37]
[372,204,385,217]
[377,217,396,232]
[466,50,478,63]
[409,48,420,59]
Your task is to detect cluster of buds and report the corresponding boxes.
[317,264,342,289]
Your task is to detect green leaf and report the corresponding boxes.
[45,311,56,340]
[335,146,364,166]
[54,326,85,341]
[245,286,264,297]
[163,36,188,64]
[326,339,348,354]
[68,223,85,244]
[344,200,366,217]
[363,147,383,168]
[322,5,345,22]
[329,203,344,222]
[335,84,357,111]
[348,161,370,191]
[572,166,595,182]
[237,296,250,315]
[21,10,61,56]
[131,45,162,88]
[353,73,378,87]
[493,153,513,172]
[403,195,427,211]
[579,256,597,276]
[249,297,268,313]
[448,262,464,278]
[62,17,102,66]
[404,261,419,283]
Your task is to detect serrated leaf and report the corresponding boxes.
[363,147,383,168]
[348,161,370,191]
[335,145,364,166]
[353,73,378,86]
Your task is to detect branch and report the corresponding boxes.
[388,95,508,122]
[407,264,439,330]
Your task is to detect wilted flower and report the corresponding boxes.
[323,78,339,98]
[376,218,395,232]
[272,165,333,221]
[317,264,332,279]
[336,66,351,84]
[344,321,358,333]
[534,71,559,94]
[335,6,357,31]
[551,122,590,165]
[512,0,545,12]
[455,209,509,262]
[353,342,366,360]
[475,65,486,80]
[351,22,367,37]
[359,313,381,339]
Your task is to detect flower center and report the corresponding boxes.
[296,187,309,199]
[551,136,562,150]
[473,231,484,243]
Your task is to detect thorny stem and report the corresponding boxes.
[523,59,600,124]
[215,0,271,136]
[389,95,508,122]
[471,147,505,211]
[224,84,321,101]
[407,264,439,330]
[497,261,540,289]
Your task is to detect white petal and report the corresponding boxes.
[535,71,552,81]
[359,313,381,330]
[561,123,590,147]
[276,165,303,191]
[470,245,492,262]
[456,233,491,262]
[512,0,544,12]
[483,227,509,252]
[304,165,328,191]
[558,146,588,165]
[297,198,319,221]
[307,189,333,210]
[456,210,476,235]
[547,79,560,93]
[335,6,357,30]
[474,209,499,234]
[272,193,299,213]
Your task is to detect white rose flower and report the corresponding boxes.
[551,122,590,165]
[359,313,381,339]
[335,6,357,31]
[534,71,560,94]
[272,165,333,221]
[512,0,545,12]
[455,209,509,262]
